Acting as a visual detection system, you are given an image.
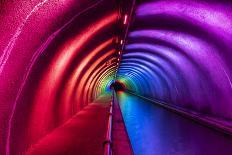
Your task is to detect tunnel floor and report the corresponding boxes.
[17,91,232,155]
[26,95,111,155]
[117,92,232,155]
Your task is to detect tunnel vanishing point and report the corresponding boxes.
[1,0,232,155]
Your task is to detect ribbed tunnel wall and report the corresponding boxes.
[0,0,232,154]
[117,0,232,122]
[0,0,122,154]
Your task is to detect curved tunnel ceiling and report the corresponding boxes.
[117,0,232,121]
[0,0,121,154]
[0,0,232,154]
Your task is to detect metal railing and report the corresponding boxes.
[103,92,114,155]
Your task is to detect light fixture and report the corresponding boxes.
[120,39,123,45]
[123,14,128,25]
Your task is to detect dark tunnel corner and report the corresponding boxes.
[110,80,126,91]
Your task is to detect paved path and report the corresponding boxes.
[26,95,111,155]
[112,91,133,155]
[117,92,232,155]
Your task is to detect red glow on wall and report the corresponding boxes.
[77,50,116,105]
[27,12,118,147]
[63,39,114,113]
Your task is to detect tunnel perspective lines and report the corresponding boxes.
[0,0,121,154]
[117,0,232,129]
[26,12,118,154]
[1,0,232,154]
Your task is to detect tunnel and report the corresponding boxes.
[1,0,232,154]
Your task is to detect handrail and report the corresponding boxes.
[103,91,114,155]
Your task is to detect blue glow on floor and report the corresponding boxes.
[117,92,232,155]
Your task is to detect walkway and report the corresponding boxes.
[117,91,232,155]
[26,95,111,155]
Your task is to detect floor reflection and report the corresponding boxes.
[117,91,232,155]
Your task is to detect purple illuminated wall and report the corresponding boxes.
[117,0,232,125]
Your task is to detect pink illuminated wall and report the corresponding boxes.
[0,0,120,154]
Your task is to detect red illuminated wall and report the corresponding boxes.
[0,1,121,154]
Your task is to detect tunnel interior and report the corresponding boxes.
[110,81,126,91]
[0,0,232,155]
